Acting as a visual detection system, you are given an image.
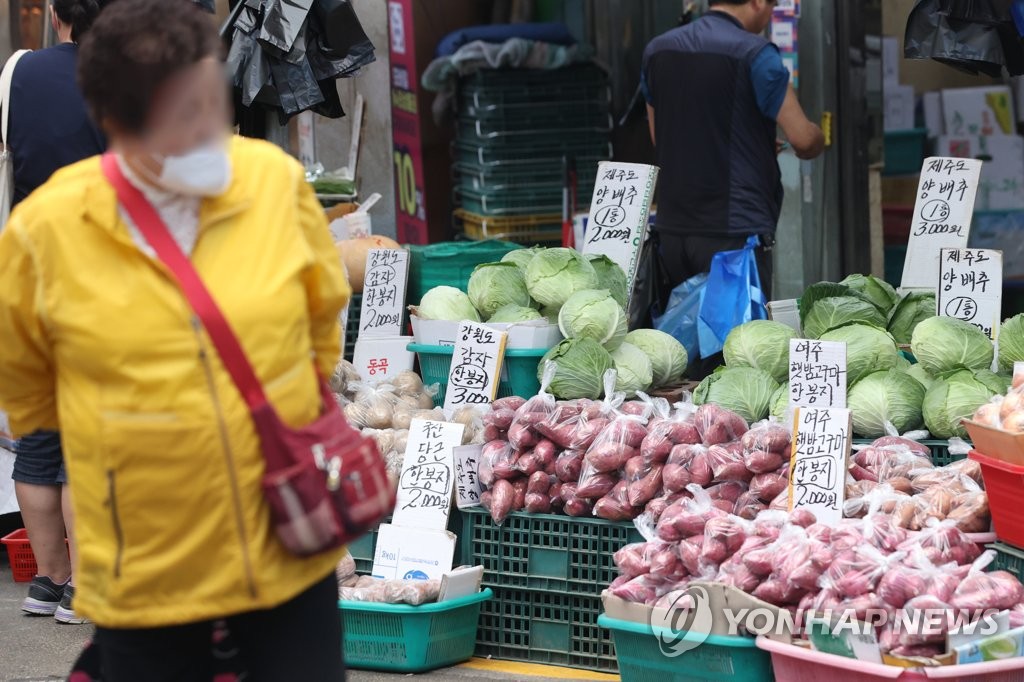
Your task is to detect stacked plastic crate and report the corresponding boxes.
[453,64,612,245]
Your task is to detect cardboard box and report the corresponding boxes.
[884,84,916,131]
[964,420,1024,466]
[935,135,1024,210]
[941,86,1016,136]
[410,315,562,350]
[370,524,456,581]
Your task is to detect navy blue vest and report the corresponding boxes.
[643,12,783,237]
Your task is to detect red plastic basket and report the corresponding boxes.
[2,528,39,582]
[970,450,1024,548]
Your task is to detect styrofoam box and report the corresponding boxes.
[410,315,563,350]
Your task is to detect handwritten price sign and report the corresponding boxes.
[788,407,851,526]
[789,339,847,409]
[937,248,1002,341]
[582,161,658,305]
[902,157,982,290]
[392,418,465,530]
[359,248,409,338]
[453,444,484,509]
[443,321,507,417]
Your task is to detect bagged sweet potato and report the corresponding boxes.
[872,435,931,458]
[646,541,682,579]
[951,552,1024,611]
[554,450,584,483]
[627,462,664,507]
[741,421,791,455]
[576,463,618,499]
[695,404,748,445]
[490,479,515,524]
[946,490,989,533]
[655,484,725,542]
[900,518,981,566]
[708,444,753,483]
[734,491,766,520]
[748,472,788,503]
[610,574,672,605]
[614,542,651,578]
[594,480,639,521]
[702,515,751,564]
[508,363,558,449]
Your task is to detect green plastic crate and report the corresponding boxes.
[599,615,774,682]
[851,438,965,467]
[453,140,614,168]
[408,344,548,407]
[475,587,618,672]
[459,507,643,595]
[339,588,492,673]
[407,240,520,305]
[883,128,929,176]
[989,542,1024,581]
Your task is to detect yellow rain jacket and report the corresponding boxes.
[0,137,350,627]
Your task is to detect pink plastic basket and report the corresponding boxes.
[756,636,1024,682]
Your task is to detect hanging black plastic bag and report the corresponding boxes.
[628,230,673,332]
[314,0,373,56]
[905,0,1024,75]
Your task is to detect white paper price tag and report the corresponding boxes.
[937,248,1002,341]
[788,407,851,526]
[443,321,507,417]
[453,444,484,509]
[901,157,983,289]
[391,419,465,531]
[359,248,409,338]
[789,339,848,409]
[582,161,658,304]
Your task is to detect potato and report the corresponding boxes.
[391,370,424,397]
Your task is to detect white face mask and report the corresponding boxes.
[149,142,232,197]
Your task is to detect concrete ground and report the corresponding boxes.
[0,534,607,682]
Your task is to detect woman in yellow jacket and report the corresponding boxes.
[0,1,349,679]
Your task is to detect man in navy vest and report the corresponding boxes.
[642,0,824,302]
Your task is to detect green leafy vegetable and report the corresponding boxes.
[558,289,628,351]
[848,369,926,438]
[488,304,544,324]
[525,247,598,308]
[770,382,790,421]
[723,320,798,383]
[501,247,542,271]
[586,254,629,307]
[887,291,936,344]
[903,364,936,392]
[610,342,654,397]
[468,262,531,318]
[417,286,481,322]
[819,323,900,385]
[624,329,688,388]
[840,274,900,314]
[911,316,994,375]
[693,367,779,423]
[998,314,1024,373]
[538,338,615,400]
[923,369,1008,438]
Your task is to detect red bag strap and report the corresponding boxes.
[100,153,269,411]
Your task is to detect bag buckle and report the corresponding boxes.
[313,443,344,491]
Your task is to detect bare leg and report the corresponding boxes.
[62,485,76,586]
[14,481,70,584]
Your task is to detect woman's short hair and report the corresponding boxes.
[53,0,101,43]
[78,0,222,134]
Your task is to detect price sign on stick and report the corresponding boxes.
[359,248,409,338]
[937,248,1003,341]
[453,444,484,509]
[582,161,659,305]
[789,339,847,408]
[901,157,983,290]
[788,407,851,526]
[443,321,507,417]
[392,418,465,530]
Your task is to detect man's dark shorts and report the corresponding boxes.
[11,430,65,486]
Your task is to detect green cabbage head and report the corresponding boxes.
[799,282,887,338]
[998,314,1024,373]
[558,290,628,350]
[693,367,779,423]
[468,262,531,318]
[488,304,544,324]
[923,369,1009,438]
[887,291,936,344]
[624,329,688,388]
[770,382,790,421]
[911,316,994,375]
[538,338,614,400]
[586,254,629,307]
[723,320,798,383]
[501,247,542,271]
[903,364,936,392]
[610,342,653,397]
[841,274,900,314]
[848,369,926,438]
[525,247,598,308]
[418,286,481,322]
[819,323,900,385]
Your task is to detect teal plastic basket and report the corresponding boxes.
[408,343,547,406]
[598,615,774,682]
[339,588,492,673]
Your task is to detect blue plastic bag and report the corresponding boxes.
[697,236,767,358]
[653,272,708,365]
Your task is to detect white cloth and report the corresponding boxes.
[0,448,17,514]
[116,156,201,257]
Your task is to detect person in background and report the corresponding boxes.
[641,0,824,303]
[5,0,105,625]
[0,0,349,678]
